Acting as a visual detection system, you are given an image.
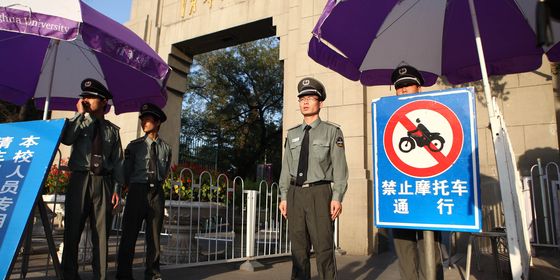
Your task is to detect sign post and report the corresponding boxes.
[0,119,66,279]
[373,88,480,279]
[372,88,481,232]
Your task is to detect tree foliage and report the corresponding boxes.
[0,100,42,123]
[181,37,283,179]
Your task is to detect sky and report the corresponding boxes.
[83,0,132,23]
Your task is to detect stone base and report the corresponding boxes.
[161,223,199,264]
[335,248,347,256]
[160,247,198,264]
[239,259,265,272]
[57,225,93,265]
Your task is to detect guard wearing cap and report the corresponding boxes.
[278,77,348,280]
[390,65,444,280]
[391,65,425,95]
[117,103,171,280]
[61,78,123,280]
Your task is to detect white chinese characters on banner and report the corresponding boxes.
[0,197,14,211]
[0,137,13,162]
[0,137,13,149]
[0,119,66,279]
[0,135,40,229]
[382,178,469,216]
[0,181,19,194]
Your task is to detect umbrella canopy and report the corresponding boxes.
[309,0,560,86]
[0,0,170,116]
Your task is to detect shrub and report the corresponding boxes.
[44,160,70,194]
[163,163,228,202]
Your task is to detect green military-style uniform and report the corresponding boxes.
[122,136,171,184]
[391,65,444,280]
[279,118,348,202]
[117,136,171,280]
[117,102,172,280]
[61,112,124,280]
[279,117,349,280]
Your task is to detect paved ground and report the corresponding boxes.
[11,247,560,279]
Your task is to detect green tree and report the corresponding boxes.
[182,37,283,179]
[0,100,42,123]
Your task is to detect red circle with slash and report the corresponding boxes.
[383,100,463,178]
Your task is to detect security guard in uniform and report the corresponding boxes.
[61,78,123,280]
[391,65,444,280]
[116,103,171,280]
[278,77,349,280]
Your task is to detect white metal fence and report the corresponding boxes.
[31,168,291,277]
[522,159,560,250]
[31,157,560,279]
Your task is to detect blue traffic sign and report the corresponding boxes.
[0,119,66,279]
[372,88,481,232]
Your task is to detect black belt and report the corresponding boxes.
[291,179,331,188]
[74,170,112,176]
[130,182,163,189]
[147,181,163,188]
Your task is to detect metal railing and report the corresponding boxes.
[522,159,560,250]
[157,168,290,268]
[29,168,291,277]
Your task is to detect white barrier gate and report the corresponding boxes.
[135,169,291,268]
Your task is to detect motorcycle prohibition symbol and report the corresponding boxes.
[398,118,445,153]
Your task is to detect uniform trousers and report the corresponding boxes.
[117,182,164,280]
[392,229,444,280]
[62,171,113,280]
[287,183,336,280]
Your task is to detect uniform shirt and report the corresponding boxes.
[61,112,124,192]
[279,118,349,202]
[124,135,172,185]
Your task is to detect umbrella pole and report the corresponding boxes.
[467,0,531,279]
[42,41,61,120]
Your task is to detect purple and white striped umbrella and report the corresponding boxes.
[0,0,170,117]
[309,0,560,86]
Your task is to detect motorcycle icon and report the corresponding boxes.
[398,118,445,153]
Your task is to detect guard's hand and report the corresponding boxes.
[76,98,86,114]
[112,192,120,209]
[330,200,342,221]
[279,200,287,219]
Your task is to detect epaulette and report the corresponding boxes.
[129,136,145,145]
[104,119,120,130]
[159,138,170,148]
[324,121,341,128]
[288,124,302,131]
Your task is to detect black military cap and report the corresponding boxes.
[391,65,425,88]
[79,78,112,100]
[297,77,326,101]
[139,103,167,123]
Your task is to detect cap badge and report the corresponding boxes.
[302,79,310,86]
[142,104,148,110]
[399,67,407,75]
[85,81,92,87]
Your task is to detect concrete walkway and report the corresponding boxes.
[121,251,560,280]
[15,249,560,280]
